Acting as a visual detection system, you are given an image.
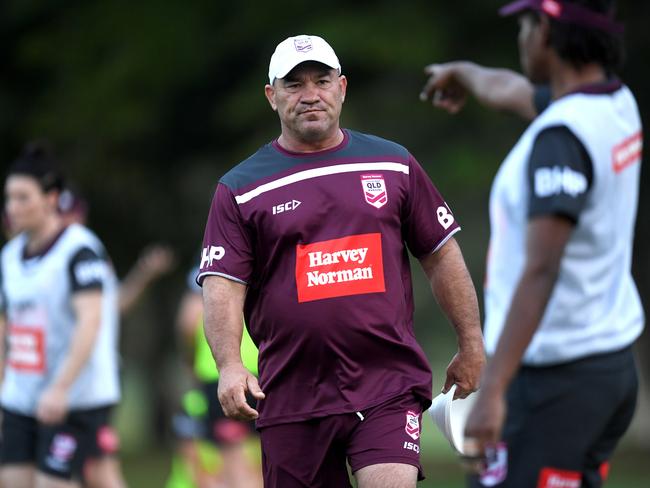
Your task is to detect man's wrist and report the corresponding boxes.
[457,329,484,352]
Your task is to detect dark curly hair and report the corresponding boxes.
[7,140,65,193]
[544,0,625,72]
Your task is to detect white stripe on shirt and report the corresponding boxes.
[234,162,409,204]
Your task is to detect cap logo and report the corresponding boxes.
[294,37,313,53]
[542,0,563,18]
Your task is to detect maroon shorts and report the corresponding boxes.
[259,392,425,488]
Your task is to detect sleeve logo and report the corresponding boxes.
[534,166,587,198]
[74,260,106,285]
[295,233,385,302]
[361,174,388,209]
[437,205,455,230]
[200,245,226,269]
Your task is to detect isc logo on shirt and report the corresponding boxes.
[295,233,385,302]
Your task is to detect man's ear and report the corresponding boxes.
[46,191,60,214]
[339,75,347,103]
[265,84,278,111]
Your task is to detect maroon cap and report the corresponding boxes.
[499,0,624,34]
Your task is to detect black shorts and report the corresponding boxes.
[0,405,116,480]
[202,381,256,445]
[469,346,638,488]
[172,382,255,447]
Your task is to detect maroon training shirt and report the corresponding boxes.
[198,129,460,427]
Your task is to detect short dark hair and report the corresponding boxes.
[7,140,65,193]
[546,0,625,72]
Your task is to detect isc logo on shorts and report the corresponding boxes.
[295,233,385,303]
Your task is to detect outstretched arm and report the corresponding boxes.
[420,61,537,121]
[202,275,264,420]
[119,244,175,315]
[420,238,485,399]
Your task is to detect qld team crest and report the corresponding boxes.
[361,174,387,209]
[405,410,420,440]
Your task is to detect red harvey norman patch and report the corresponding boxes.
[295,233,385,303]
[537,467,581,488]
[8,325,45,372]
[612,131,642,173]
[361,174,388,209]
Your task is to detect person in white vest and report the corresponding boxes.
[420,1,643,487]
[0,142,121,488]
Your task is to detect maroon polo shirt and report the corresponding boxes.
[198,129,460,427]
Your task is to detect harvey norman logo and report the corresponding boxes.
[295,233,385,303]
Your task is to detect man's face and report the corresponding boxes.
[518,13,550,83]
[265,62,347,144]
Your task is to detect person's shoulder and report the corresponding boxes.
[346,129,410,160]
[62,224,105,255]
[219,143,277,191]
[1,233,26,257]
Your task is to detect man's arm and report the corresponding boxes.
[419,238,485,399]
[202,275,264,420]
[420,61,537,121]
[37,290,103,424]
[463,216,573,454]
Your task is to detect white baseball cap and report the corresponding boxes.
[268,35,341,85]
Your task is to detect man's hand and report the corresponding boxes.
[36,384,69,425]
[217,363,265,421]
[420,63,469,114]
[462,387,506,471]
[443,339,486,399]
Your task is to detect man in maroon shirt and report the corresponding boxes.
[198,34,485,487]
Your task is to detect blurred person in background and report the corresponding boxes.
[421,0,643,486]
[198,34,485,487]
[0,142,121,488]
[57,186,175,488]
[166,266,261,488]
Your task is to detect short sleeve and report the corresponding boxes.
[402,155,461,258]
[196,183,254,286]
[527,125,593,223]
[68,247,106,292]
[534,85,552,115]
